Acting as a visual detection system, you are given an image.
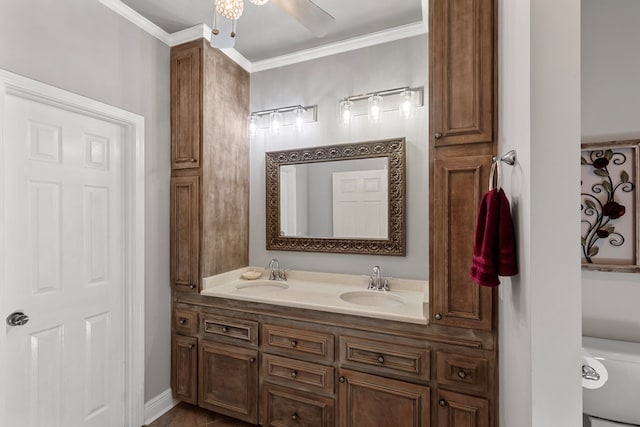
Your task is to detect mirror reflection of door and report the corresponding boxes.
[280,164,308,236]
[332,169,388,239]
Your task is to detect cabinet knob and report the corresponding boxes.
[458,370,467,379]
[439,399,447,407]
[189,284,196,290]
[290,340,298,348]
[291,413,299,421]
[222,326,229,333]
[434,313,442,320]
[178,319,186,325]
[434,132,443,139]
[377,355,385,364]
[338,376,345,383]
[188,344,194,349]
[291,370,298,378]
[249,357,256,364]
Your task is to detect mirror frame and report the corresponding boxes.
[265,137,406,255]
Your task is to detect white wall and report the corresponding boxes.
[0,0,171,402]
[249,35,429,280]
[499,0,582,426]
[581,0,640,343]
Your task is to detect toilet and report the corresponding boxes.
[582,336,640,426]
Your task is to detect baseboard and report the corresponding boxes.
[144,388,177,425]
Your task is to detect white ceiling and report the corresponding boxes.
[120,0,425,62]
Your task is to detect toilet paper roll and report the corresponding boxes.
[582,356,608,389]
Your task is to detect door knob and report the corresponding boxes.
[6,311,29,326]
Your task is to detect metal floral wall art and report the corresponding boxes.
[581,140,639,272]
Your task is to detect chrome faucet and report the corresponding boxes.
[368,265,390,291]
[268,258,287,281]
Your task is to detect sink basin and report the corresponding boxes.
[235,280,289,292]
[340,291,405,308]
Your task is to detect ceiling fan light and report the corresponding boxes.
[216,0,244,20]
[249,0,270,5]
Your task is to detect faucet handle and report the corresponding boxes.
[368,277,376,289]
[382,278,391,292]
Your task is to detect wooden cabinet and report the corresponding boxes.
[430,155,494,330]
[172,335,198,404]
[170,176,200,292]
[430,0,494,147]
[338,368,430,427]
[429,0,497,330]
[199,341,258,424]
[170,43,201,169]
[169,38,249,292]
[436,389,489,427]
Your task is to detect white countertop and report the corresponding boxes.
[201,267,429,325]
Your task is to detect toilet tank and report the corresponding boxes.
[583,336,640,425]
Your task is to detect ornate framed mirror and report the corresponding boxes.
[265,137,406,255]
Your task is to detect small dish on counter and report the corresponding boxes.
[241,270,262,280]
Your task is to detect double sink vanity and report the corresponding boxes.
[169,0,499,424]
[173,266,493,427]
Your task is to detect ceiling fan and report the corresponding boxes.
[211,0,335,48]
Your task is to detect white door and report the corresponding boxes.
[1,93,125,426]
[332,169,388,238]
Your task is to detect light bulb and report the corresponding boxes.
[339,99,353,126]
[399,89,416,119]
[295,107,304,132]
[368,94,383,123]
[248,115,257,136]
[249,0,269,4]
[270,111,281,134]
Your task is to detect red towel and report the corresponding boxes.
[469,188,518,287]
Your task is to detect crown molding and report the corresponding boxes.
[251,21,426,72]
[97,0,172,45]
[97,1,425,74]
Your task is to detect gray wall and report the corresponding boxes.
[0,0,172,401]
[250,35,429,280]
[582,0,640,343]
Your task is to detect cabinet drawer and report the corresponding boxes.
[263,354,334,395]
[202,314,258,346]
[262,384,334,427]
[263,324,334,362]
[436,352,488,393]
[173,308,198,335]
[339,336,430,381]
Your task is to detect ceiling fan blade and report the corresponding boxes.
[271,0,335,38]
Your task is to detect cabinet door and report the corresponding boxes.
[436,389,489,427]
[170,175,200,292]
[431,155,493,330]
[430,0,494,147]
[172,335,197,404]
[199,341,258,424]
[171,42,201,169]
[338,369,429,427]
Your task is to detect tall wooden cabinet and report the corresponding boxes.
[170,38,250,406]
[169,38,250,292]
[429,0,497,331]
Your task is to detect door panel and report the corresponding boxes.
[2,93,125,427]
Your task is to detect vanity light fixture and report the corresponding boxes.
[338,86,424,125]
[248,104,318,135]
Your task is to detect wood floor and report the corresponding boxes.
[146,402,255,427]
